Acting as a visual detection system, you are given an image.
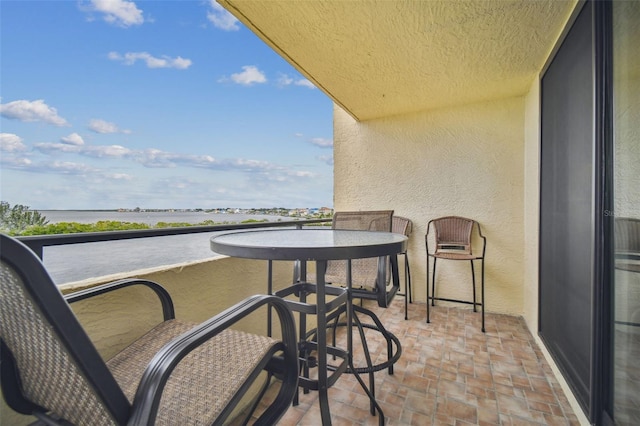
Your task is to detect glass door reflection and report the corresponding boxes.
[612,1,640,424]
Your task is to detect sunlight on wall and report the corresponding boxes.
[334,97,525,315]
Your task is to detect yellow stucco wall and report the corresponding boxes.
[613,0,640,218]
[523,78,541,331]
[333,97,525,316]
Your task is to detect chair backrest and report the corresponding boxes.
[325,211,394,305]
[0,234,129,425]
[430,216,475,255]
[331,210,394,232]
[615,217,640,253]
[392,216,413,243]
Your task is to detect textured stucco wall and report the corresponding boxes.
[333,97,525,316]
[523,78,541,331]
[613,1,640,218]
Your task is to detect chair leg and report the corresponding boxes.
[404,286,408,320]
[405,253,412,303]
[481,258,486,333]
[426,255,430,323]
[431,258,437,306]
[403,253,409,320]
[470,260,477,313]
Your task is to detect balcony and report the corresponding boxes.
[2,226,582,425]
[2,2,637,423]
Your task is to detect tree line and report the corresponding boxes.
[0,202,268,236]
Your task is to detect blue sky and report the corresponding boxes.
[0,0,334,210]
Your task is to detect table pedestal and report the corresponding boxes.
[210,230,408,426]
[276,259,399,425]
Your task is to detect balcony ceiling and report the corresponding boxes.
[219,0,576,121]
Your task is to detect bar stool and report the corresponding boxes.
[425,216,486,332]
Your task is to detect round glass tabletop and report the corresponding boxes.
[210,229,407,261]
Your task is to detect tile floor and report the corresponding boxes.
[244,301,581,425]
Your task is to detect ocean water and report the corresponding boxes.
[38,210,289,226]
[36,210,292,284]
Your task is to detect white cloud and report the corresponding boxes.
[207,1,240,31]
[34,142,83,154]
[13,136,319,195]
[277,74,316,89]
[88,119,131,134]
[84,145,132,158]
[0,99,69,126]
[108,51,192,69]
[34,142,132,159]
[104,172,133,180]
[277,74,294,87]
[60,133,85,146]
[0,133,27,152]
[317,154,334,165]
[86,0,144,27]
[1,157,98,175]
[310,137,333,148]
[49,161,97,174]
[0,156,32,168]
[295,79,316,89]
[229,66,267,86]
[289,170,315,178]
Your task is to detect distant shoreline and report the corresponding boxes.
[35,210,298,226]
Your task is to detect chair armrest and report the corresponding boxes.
[127,294,297,426]
[64,278,175,321]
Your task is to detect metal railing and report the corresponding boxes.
[18,218,332,260]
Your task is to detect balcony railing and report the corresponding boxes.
[17,218,331,260]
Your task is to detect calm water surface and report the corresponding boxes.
[37,211,292,284]
[38,210,288,225]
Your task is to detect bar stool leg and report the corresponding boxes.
[481,257,486,333]
[470,260,477,312]
[431,258,438,306]
[426,255,431,323]
[406,253,412,303]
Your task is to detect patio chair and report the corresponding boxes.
[325,210,400,308]
[0,234,298,426]
[426,216,487,332]
[392,215,413,320]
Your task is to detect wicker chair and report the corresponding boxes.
[325,210,400,308]
[0,234,298,426]
[392,216,413,320]
[425,216,487,332]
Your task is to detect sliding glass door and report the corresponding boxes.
[539,1,594,414]
[540,2,639,423]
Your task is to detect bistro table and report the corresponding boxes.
[210,228,407,425]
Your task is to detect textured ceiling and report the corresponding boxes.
[220,0,577,121]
